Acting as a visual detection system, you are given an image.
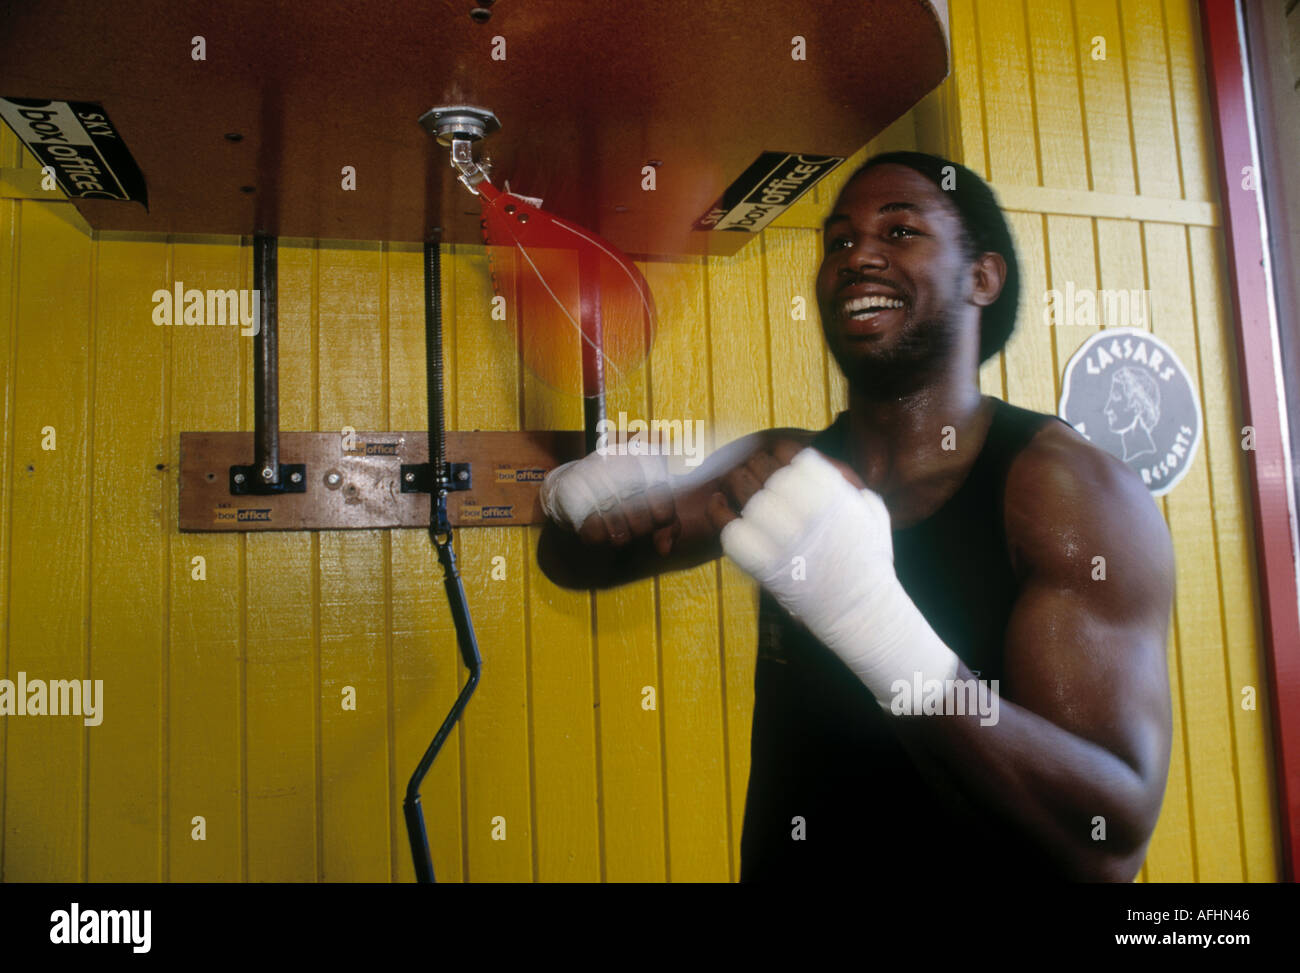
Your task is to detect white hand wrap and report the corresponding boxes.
[720,448,959,706]
[540,451,671,534]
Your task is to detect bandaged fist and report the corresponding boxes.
[540,451,681,555]
[709,447,958,705]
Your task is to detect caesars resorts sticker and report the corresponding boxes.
[1059,328,1202,497]
[693,152,843,234]
[0,98,148,206]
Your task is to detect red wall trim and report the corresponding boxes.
[1200,0,1300,882]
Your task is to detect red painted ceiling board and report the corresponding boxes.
[0,0,949,257]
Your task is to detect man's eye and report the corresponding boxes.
[828,237,852,251]
[889,225,920,238]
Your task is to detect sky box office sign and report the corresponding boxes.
[0,97,148,205]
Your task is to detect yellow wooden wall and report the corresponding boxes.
[0,0,1280,882]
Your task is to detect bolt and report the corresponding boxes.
[261,466,276,481]
[234,472,246,484]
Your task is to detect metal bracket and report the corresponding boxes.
[230,462,307,495]
[418,105,499,194]
[400,461,473,494]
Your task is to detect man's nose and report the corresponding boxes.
[839,239,888,274]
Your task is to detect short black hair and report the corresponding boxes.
[836,151,1019,364]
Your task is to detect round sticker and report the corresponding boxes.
[1058,328,1202,497]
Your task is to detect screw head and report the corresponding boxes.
[404,471,416,483]
[290,471,302,483]
[233,472,246,484]
[326,471,342,486]
[457,470,469,481]
[261,466,276,481]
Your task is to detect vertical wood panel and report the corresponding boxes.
[705,242,773,877]
[3,203,91,881]
[949,0,989,178]
[647,258,730,882]
[593,319,665,882]
[1044,213,1100,394]
[451,246,534,882]
[1027,0,1091,191]
[513,241,602,881]
[315,242,391,881]
[1146,221,1242,880]
[1163,0,1215,203]
[244,241,319,881]
[1075,0,1136,195]
[976,0,1040,185]
[167,238,244,880]
[1002,212,1057,413]
[765,228,832,430]
[1188,226,1280,881]
[1120,0,1181,200]
[86,237,168,880]
[0,132,20,881]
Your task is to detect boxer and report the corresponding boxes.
[538,152,1174,882]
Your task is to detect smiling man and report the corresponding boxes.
[537,151,1175,883]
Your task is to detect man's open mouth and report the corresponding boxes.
[839,294,906,333]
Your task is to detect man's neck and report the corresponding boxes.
[846,377,989,498]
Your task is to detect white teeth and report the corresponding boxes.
[843,295,905,315]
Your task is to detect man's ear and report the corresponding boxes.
[969,252,1007,308]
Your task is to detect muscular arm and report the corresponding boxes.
[888,424,1175,881]
[536,427,817,589]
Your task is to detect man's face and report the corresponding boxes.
[816,164,979,390]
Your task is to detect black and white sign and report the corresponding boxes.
[693,152,843,234]
[0,97,148,206]
[1059,328,1202,497]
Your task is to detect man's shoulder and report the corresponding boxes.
[1002,410,1173,584]
[1006,414,1144,509]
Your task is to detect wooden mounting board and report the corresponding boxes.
[178,430,584,532]
[0,0,948,258]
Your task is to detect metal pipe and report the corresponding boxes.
[403,539,482,883]
[403,236,483,883]
[424,239,447,487]
[579,246,606,454]
[253,233,280,485]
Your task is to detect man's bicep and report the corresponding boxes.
[1002,578,1172,783]
[1000,432,1175,784]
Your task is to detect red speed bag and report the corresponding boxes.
[476,178,656,400]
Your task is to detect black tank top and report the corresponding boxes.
[739,396,1072,881]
